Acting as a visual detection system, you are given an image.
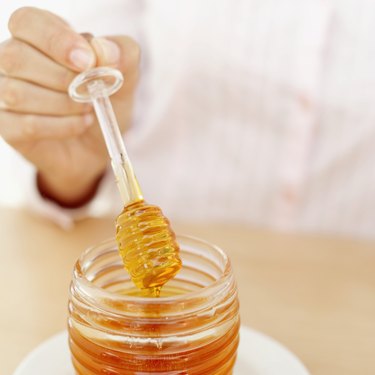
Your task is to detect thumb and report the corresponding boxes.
[91,35,140,74]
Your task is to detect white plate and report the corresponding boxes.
[14,326,309,375]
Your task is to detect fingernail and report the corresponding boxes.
[92,37,120,65]
[70,48,96,70]
[83,113,95,126]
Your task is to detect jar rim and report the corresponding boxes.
[73,234,232,306]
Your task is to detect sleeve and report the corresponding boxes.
[25,167,121,230]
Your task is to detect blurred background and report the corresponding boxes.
[1,0,375,239]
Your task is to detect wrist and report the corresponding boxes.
[36,166,107,209]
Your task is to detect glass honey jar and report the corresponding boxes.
[68,235,240,374]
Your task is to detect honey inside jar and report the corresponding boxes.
[68,236,240,374]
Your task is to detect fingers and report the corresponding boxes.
[0,7,140,148]
[91,36,140,75]
[0,39,78,92]
[91,37,121,67]
[106,36,141,74]
[0,76,90,116]
[8,7,96,71]
[0,111,94,144]
[91,35,140,98]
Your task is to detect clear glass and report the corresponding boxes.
[69,67,143,206]
[68,235,240,375]
[68,66,124,103]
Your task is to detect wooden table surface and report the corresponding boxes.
[1,207,374,375]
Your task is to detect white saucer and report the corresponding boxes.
[14,326,309,375]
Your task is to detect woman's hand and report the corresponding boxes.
[0,7,140,206]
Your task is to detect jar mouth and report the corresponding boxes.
[73,234,232,308]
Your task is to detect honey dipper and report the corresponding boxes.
[69,67,181,295]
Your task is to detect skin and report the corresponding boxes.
[0,7,140,206]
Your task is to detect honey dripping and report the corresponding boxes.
[115,200,182,297]
[69,67,182,296]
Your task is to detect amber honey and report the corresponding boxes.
[69,317,239,374]
[115,200,182,295]
[68,236,240,374]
